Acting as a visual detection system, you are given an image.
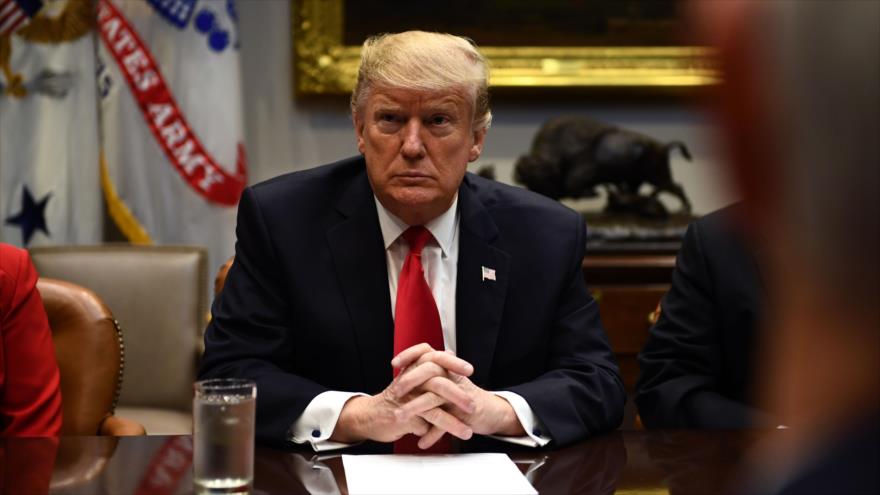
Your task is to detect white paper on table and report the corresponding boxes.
[342,453,537,495]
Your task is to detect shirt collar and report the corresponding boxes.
[374,195,459,257]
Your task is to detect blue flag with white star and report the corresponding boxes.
[0,0,102,247]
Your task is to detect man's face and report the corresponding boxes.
[355,86,486,225]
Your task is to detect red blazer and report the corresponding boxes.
[0,243,62,436]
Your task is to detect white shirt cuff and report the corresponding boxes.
[489,391,551,447]
[288,391,368,452]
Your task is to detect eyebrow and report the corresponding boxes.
[373,105,403,114]
[373,93,465,107]
[372,100,462,116]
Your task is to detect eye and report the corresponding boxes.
[375,113,403,132]
[428,114,451,126]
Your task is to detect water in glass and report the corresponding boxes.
[193,380,256,493]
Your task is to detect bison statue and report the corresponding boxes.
[514,116,692,218]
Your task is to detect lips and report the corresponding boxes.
[393,172,435,183]
[397,172,430,177]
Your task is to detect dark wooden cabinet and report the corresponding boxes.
[582,253,676,392]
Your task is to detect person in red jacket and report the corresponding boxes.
[0,243,62,436]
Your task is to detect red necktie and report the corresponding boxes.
[393,226,449,453]
[393,226,444,362]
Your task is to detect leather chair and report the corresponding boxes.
[31,245,207,435]
[214,256,235,297]
[37,278,144,436]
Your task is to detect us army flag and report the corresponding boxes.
[0,0,102,247]
[97,0,246,274]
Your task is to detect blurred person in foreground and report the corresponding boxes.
[697,1,879,493]
[199,31,624,451]
[0,243,62,437]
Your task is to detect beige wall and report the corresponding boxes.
[239,0,736,215]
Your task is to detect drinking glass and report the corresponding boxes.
[193,378,257,493]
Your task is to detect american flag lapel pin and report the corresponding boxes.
[481,266,496,282]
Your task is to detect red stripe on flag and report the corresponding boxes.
[0,10,25,36]
[0,0,17,18]
[0,3,20,26]
[96,0,247,207]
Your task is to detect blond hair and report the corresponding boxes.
[351,31,492,131]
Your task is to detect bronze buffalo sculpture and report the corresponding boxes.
[514,116,692,218]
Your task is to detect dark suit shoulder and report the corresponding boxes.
[463,173,582,230]
[683,203,758,283]
[690,203,748,246]
[675,202,752,284]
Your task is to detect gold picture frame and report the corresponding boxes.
[292,0,720,96]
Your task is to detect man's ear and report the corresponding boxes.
[353,113,366,154]
[468,127,487,162]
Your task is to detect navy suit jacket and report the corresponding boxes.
[199,156,625,446]
[636,205,768,428]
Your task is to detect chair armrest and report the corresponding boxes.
[99,414,147,436]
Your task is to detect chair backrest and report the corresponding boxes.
[37,278,122,435]
[214,256,235,297]
[30,245,207,412]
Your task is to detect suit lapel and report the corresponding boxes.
[455,177,510,387]
[325,170,394,393]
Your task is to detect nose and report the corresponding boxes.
[400,119,426,160]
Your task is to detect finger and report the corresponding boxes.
[411,351,474,377]
[393,362,447,398]
[399,376,476,418]
[446,370,467,384]
[410,416,431,437]
[419,407,473,441]
[420,376,474,414]
[391,343,436,369]
[418,426,447,450]
[395,391,446,421]
[395,348,474,378]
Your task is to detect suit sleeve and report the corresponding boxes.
[635,221,764,428]
[0,246,62,437]
[198,188,330,445]
[503,212,626,445]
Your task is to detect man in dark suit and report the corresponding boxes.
[635,204,771,429]
[199,31,624,450]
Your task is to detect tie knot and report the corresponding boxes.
[402,226,432,255]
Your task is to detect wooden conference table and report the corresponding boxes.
[3,430,768,494]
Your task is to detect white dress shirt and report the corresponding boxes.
[289,195,550,451]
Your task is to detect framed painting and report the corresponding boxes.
[292,0,719,96]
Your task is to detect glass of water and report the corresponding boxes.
[193,378,257,493]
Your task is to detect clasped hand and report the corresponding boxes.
[331,343,523,449]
